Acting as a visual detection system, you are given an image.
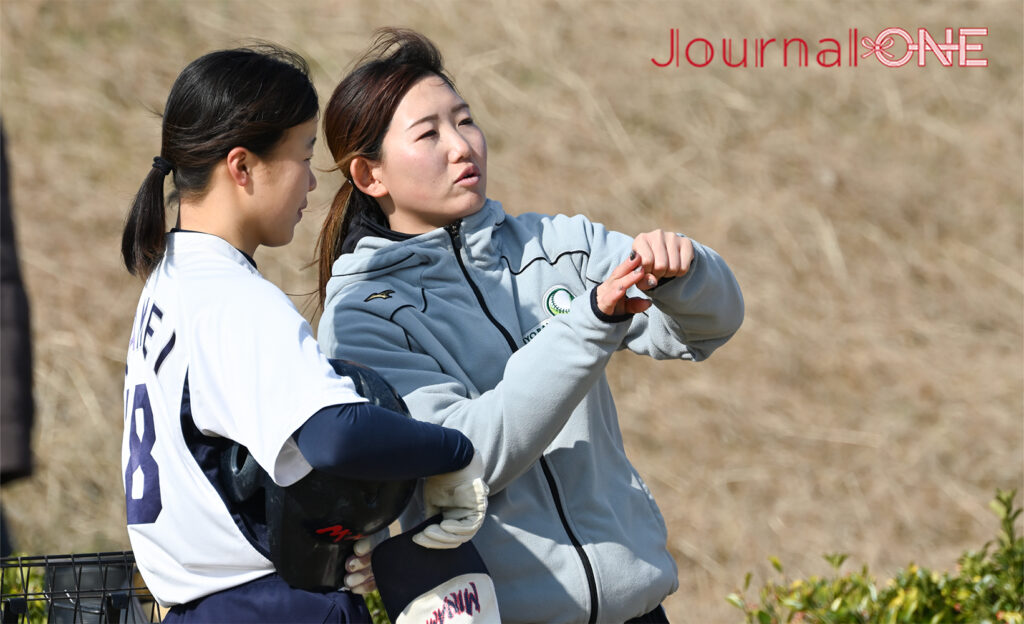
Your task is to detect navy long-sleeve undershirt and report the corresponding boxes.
[293,402,473,481]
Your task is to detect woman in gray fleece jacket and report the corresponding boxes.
[314,28,744,624]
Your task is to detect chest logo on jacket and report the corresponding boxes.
[524,286,575,345]
[364,289,395,302]
[544,286,574,316]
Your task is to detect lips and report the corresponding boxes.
[455,164,481,185]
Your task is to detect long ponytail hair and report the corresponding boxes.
[121,44,319,279]
[316,28,455,308]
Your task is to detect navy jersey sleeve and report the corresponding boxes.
[293,403,474,480]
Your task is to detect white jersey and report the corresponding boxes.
[121,231,366,606]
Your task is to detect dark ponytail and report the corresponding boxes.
[315,182,388,303]
[316,28,455,307]
[122,43,319,278]
[121,164,174,277]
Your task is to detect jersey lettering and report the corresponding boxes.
[142,302,163,358]
[153,331,176,375]
[125,383,162,524]
[128,297,177,376]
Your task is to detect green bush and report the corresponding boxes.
[365,588,392,624]
[0,559,47,622]
[728,489,1023,624]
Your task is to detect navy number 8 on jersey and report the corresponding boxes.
[125,383,163,525]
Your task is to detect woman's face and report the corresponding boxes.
[248,116,318,250]
[370,75,487,234]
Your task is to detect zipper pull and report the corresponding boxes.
[444,220,463,251]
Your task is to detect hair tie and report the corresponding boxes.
[152,156,174,176]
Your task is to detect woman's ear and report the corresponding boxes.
[226,146,252,187]
[350,157,388,198]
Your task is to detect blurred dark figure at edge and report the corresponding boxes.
[1,118,36,557]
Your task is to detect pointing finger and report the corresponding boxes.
[610,251,644,280]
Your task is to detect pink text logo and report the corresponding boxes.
[861,28,987,67]
[423,581,483,624]
[651,27,988,68]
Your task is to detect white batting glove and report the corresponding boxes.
[413,451,489,549]
[343,531,387,595]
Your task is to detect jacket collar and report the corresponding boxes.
[340,212,413,255]
[339,200,505,256]
[324,200,506,303]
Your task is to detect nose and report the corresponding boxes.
[447,129,472,162]
[308,166,317,192]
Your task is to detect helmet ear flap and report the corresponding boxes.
[339,358,412,416]
[220,443,266,503]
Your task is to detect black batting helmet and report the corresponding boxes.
[219,359,417,591]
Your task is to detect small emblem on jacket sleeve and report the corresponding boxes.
[544,286,574,316]
[364,289,396,302]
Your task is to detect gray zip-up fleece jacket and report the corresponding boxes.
[318,200,743,623]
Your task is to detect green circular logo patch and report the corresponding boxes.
[544,286,574,316]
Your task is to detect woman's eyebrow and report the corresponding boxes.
[407,114,438,130]
[406,103,471,131]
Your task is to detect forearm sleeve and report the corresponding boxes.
[293,403,474,480]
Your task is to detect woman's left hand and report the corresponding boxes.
[631,230,694,290]
[343,537,377,595]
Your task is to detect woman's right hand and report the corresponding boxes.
[413,451,489,549]
[594,252,653,317]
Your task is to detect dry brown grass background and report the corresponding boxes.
[1,1,1021,622]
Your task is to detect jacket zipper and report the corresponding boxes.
[541,459,600,624]
[444,220,519,352]
[445,220,600,623]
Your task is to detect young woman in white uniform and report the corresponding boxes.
[120,43,487,622]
